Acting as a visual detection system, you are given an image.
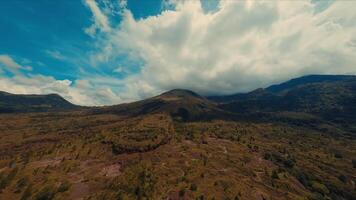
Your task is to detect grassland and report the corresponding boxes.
[0,110,354,200]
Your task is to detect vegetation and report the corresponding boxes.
[0,75,355,199]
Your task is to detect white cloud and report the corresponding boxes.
[84,0,111,37]
[0,74,122,106]
[119,0,127,9]
[113,66,126,73]
[45,50,67,61]
[88,0,356,100]
[0,54,122,106]
[0,54,32,73]
[0,55,23,70]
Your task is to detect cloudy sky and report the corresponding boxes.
[0,0,355,105]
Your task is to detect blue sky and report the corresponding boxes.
[0,0,164,81]
[0,0,355,105]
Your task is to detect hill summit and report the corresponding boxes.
[157,89,203,100]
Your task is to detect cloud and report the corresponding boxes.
[0,54,122,106]
[118,0,127,9]
[84,0,111,36]
[0,54,32,73]
[3,1,356,106]
[87,0,356,101]
[0,55,22,69]
[0,74,122,106]
[113,65,127,73]
[45,50,67,61]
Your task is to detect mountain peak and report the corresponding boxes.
[158,89,203,99]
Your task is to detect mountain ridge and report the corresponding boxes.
[1,74,356,123]
[0,91,79,113]
[207,74,356,102]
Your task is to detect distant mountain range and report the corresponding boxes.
[1,74,355,127]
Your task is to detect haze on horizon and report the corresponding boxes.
[0,0,355,106]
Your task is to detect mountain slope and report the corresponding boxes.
[217,77,356,127]
[266,74,356,93]
[0,91,78,113]
[208,75,356,102]
[92,89,230,121]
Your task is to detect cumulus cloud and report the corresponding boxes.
[3,1,356,106]
[0,55,121,106]
[0,74,122,106]
[88,0,356,101]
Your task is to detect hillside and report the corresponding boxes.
[216,77,356,128]
[0,75,355,200]
[266,75,356,93]
[92,89,230,121]
[208,75,356,102]
[0,91,79,113]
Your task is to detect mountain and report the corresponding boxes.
[85,75,356,128]
[266,74,356,93]
[208,75,356,102]
[207,88,277,103]
[1,75,355,124]
[0,91,79,113]
[206,75,356,125]
[92,89,229,121]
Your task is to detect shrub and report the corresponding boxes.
[190,183,197,191]
[334,153,343,159]
[20,184,33,200]
[179,189,185,197]
[294,170,310,187]
[283,157,295,168]
[311,181,329,195]
[34,185,57,200]
[0,167,18,190]
[352,159,356,168]
[263,153,271,160]
[338,174,347,183]
[271,170,279,179]
[16,176,29,192]
[57,181,71,193]
[308,192,324,200]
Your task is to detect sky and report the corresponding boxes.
[0,0,355,106]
